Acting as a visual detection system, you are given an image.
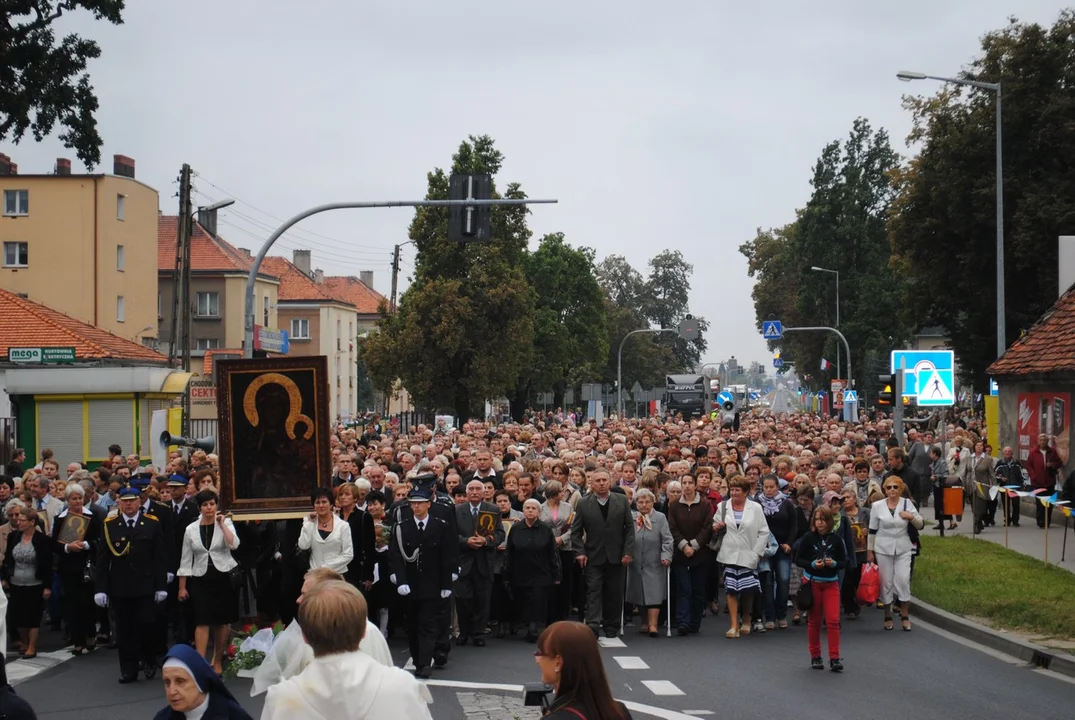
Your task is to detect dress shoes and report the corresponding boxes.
[472,637,486,647]
[118,674,138,684]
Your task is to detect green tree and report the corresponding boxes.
[641,250,709,371]
[0,1,125,169]
[362,136,535,420]
[509,233,607,417]
[890,12,1075,387]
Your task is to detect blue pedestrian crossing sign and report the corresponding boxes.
[843,390,858,403]
[762,321,783,340]
[773,358,783,368]
[890,350,955,406]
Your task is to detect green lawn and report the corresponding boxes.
[912,535,1075,640]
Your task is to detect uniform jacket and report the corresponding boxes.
[95,512,167,598]
[389,515,454,600]
[570,492,636,565]
[167,499,200,572]
[142,499,176,573]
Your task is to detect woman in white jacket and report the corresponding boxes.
[713,475,770,639]
[299,488,354,575]
[867,477,924,632]
[177,489,240,674]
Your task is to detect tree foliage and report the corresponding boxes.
[890,12,1075,387]
[0,1,125,169]
[741,118,909,398]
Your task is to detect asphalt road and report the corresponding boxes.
[8,605,1074,719]
[770,387,795,414]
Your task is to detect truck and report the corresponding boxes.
[665,374,710,418]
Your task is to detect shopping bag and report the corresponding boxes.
[856,563,880,606]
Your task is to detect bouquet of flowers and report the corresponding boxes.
[222,621,285,679]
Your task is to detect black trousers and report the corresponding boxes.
[584,562,626,634]
[841,563,862,615]
[1037,498,1053,527]
[1007,493,1021,524]
[515,585,550,625]
[434,596,451,663]
[59,572,96,647]
[405,596,441,670]
[112,595,158,677]
[456,574,492,639]
[548,551,574,623]
[167,577,193,646]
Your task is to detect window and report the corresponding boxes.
[116,244,125,271]
[3,189,28,216]
[291,318,310,339]
[263,296,269,327]
[116,194,126,221]
[2,241,28,267]
[196,292,219,317]
[117,295,125,322]
[196,338,220,351]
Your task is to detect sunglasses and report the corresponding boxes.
[884,485,900,491]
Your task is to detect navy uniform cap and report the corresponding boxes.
[408,488,432,502]
[166,474,188,488]
[117,485,141,500]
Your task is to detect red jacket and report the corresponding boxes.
[1025,445,1063,491]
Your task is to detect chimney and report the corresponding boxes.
[6,163,16,175]
[55,158,71,176]
[292,249,312,277]
[0,154,10,176]
[238,247,252,257]
[314,268,324,284]
[1059,236,1075,297]
[113,154,135,178]
[359,270,374,288]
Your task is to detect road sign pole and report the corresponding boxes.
[893,366,905,445]
[617,329,677,418]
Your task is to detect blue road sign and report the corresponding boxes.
[773,358,783,368]
[989,378,999,396]
[890,350,955,406]
[717,390,735,406]
[843,390,858,403]
[762,320,783,340]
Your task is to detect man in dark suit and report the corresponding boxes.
[570,468,635,638]
[454,479,505,646]
[130,473,175,661]
[164,475,199,645]
[94,485,168,683]
[390,488,454,679]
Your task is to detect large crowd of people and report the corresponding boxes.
[1,403,1072,718]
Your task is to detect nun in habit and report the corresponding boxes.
[154,644,252,720]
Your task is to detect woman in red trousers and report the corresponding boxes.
[794,505,847,672]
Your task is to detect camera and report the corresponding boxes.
[523,682,553,709]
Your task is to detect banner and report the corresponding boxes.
[831,380,846,410]
[1016,392,1070,464]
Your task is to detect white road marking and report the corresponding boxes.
[6,646,76,685]
[683,712,715,716]
[641,680,685,696]
[614,655,650,670]
[598,636,627,648]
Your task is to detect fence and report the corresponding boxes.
[188,419,218,441]
[388,411,431,431]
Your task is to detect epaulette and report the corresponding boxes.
[143,513,159,521]
[105,514,120,522]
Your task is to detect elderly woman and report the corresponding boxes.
[713,475,770,638]
[539,480,575,623]
[505,498,561,642]
[336,482,375,590]
[156,643,252,719]
[970,440,995,534]
[626,489,673,638]
[51,483,102,654]
[868,476,924,632]
[0,498,25,561]
[2,506,51,658]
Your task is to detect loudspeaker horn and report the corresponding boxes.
[160,431,216,453]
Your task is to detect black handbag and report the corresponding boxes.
[903,500,922,557]
[228,565,244,590]
[707,501,728,553]
[796,578,814,610]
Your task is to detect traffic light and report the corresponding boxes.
[448,173,492,242]
[878,374,895,405]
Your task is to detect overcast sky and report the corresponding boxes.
[4,0,1067,369]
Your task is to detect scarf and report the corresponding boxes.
[636,510,653,531]
[759,492,786,517]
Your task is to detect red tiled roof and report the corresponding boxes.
[989,285,1075,376]
[0,288,168,363]
[158,216,277,278]
[322,276,387,314]
[260,257,354,306]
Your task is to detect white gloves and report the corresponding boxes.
[390,574,397,585]
[167,573,175,583]
[451,573,459,582]
[398,584,411,596]
[154,591,168,604]
[94,593,109,608]
[440,589,452,599]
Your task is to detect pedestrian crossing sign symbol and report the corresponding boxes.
[762,321,783,339]
[891,350,955,407]
[919,369,953,405]
[843,390,857,403]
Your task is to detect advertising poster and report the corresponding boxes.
[1016,392,1070,464]
[831,380,846,410]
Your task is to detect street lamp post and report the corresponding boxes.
[810,266,840,378]
[617,328,677,418]
[897,70,1004,359]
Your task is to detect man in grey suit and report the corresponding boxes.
[571,468,635,637]
[454,479,505,646]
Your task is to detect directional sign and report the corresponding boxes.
[678,317,701,341]
[762,320,783,340]
[749,392,759,401]
[843,390,858,403]
[891,350,955,406]
[990,378,999,396]
[773,358,783,368]
[717,390,735,407]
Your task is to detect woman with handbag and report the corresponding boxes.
[298,488,354,575]
[712,475,770,639]
[50,484,102,655]
[795,505,847,672]
[867,477,923,632]
[177,489,241,674]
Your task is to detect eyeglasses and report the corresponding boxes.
[533,649,546,658]
[884,485,900,491]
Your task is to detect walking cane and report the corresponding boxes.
[620,573,626,637]
[666,566,671,637]
[1062,515,1069,562]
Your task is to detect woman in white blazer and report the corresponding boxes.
[867,476,924,632]
[177,489,240,673]
[713,476,770,638]
[299,487,354,575]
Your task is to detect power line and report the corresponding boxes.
[215,220,391,268]
[212,215,389,263]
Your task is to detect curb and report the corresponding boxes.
[911,597,1075,680]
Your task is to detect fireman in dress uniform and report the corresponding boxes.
[94,485,169,683]
[131,473,176,660]
[389,487,454,679]
[165,475,199,646]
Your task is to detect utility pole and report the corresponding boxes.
[177,164,193,436]
[390,243,401,312]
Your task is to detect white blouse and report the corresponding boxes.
[298,517,354,574]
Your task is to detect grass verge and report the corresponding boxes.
[912,535,1075,640]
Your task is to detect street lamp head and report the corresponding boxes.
[897,71,927,82]
[810,266,824,272]
[200,199,236,212]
